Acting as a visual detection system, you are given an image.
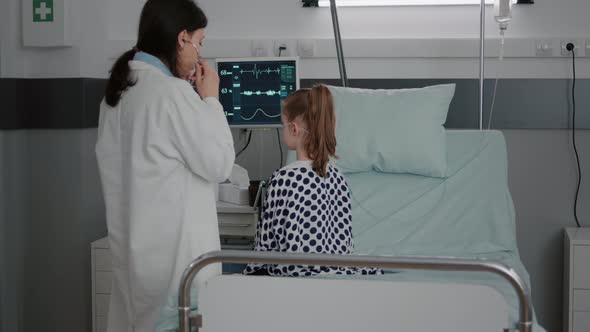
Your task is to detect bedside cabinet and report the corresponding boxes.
[91,237,112,332]
[564,228,590,332]
[216,200,257,240]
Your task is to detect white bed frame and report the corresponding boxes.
[178,250,534,332]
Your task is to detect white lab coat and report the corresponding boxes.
[95,60,235,332]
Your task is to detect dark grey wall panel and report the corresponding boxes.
[0,79,105,129]
[1,78,587,129]
[302,79,479,128]
[0,79,25,128]
[485,79,589,129]
[302,78,590,129]
[82,79,108,127]
[25,79,84,128]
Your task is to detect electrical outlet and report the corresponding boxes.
[274,40,289,57]
[535,39,553,57]
[238,129,250,143]
[297,39,316,57]
[251,40,270,57]
[561,40,578,56]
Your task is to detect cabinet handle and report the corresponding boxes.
[220,244,254,250]
[219,222,251,228]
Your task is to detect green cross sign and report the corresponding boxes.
[33,0,54,22]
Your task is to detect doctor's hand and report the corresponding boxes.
[192,60,219,99]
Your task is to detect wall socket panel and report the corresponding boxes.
[561,40,579,56]
[535,39,589,57]
[273,40,296,57]
[250,38,589,58]
[297,40,315,57]
[251,39,300,57]
[250,38,590,59]
[559,39,590,57]
[535,39,553,57]
[251,40,271,57]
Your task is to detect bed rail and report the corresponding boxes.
[178,250,533,332]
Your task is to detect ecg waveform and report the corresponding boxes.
[240,108,281,121]
[241,90,281,96]
[240,64,281,79]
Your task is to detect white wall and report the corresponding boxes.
[110,0,590,40]
[0,0,104,78]
[2,0,590,79]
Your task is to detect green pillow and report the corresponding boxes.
[328,84,455,178]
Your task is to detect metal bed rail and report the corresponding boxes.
[178,250,533,332]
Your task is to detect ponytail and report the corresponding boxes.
[282,84,336,177]
[308,85,336,177]
[104,48,138,107]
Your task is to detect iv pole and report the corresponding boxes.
[329,0,348,87]
[479,0,485,130]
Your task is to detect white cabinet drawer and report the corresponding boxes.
[574,246,590,289]
[574,290,590,311]
[94,249,112,272]
[218,213,256,237]
[96,294,110,316]
[95,271,112,294]
[96,315,107,332]
[573,312,590,332]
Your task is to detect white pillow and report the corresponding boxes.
[328,84,455,178]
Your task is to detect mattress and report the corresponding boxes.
[338,129,543,331]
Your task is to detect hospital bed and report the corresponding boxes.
[165,130,546,332]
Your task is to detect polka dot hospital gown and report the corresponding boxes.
[243,160,382,277]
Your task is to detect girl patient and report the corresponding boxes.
[244,84,381,277]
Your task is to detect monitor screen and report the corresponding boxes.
[216,57,299,128]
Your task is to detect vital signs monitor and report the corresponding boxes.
[216,57,299,128]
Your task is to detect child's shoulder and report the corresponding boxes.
[271,162,346,182]
[268,162,317,188]
[325,163,346,180]
[271,161,312,177]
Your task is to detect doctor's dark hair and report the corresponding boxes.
[282,84,336,178]
[104,0,208,107]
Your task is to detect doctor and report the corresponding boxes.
[95,0,234,331]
